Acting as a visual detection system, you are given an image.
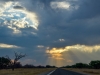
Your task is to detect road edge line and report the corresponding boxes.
[47,70,56,75]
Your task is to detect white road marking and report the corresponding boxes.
[47,70,56,75]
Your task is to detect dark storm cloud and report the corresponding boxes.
[13,5,24,9]
[1,0,100,47]
[1,0,100,66]
[0,0,100,46]
[71,0,100,20]
[34,0,100,46]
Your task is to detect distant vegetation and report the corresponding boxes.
[1,52,100,70]
[0,52,56,71]
[0,56,56,69]
[62,60,100,69]
[0,52,26,71]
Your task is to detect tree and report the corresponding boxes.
[12,52,26,71]
[14,62,22,68]
[0,57,11,69]
[74,63,89,68]
[46,65,51,68]
[23,64,35,68]
[65,65,72,68]
[89,60,100,69]
[46,65,56,68]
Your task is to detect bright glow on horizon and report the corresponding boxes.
[46,44,100,67]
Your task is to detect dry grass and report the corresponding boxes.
[63,68,100,75]
[0,68,56,75]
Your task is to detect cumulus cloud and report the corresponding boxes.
[46,44,100,66]
[37,45,44,48]
[0,1,39,35]
[0,0,100,66]
[13,5,24,10]
[50,1,70,10]
[0,43,20,48]
[59,39,65,42]
[46,44,100,54]
[50,0,79,10]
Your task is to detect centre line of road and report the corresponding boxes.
[47,70,56,75]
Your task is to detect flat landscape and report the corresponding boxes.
[64,68,100,75]
[0,0,100,75]
[0,68,56,75]
[0,68,100,75]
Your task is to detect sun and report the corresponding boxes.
[46,48,66,67]
[46,48,65,60]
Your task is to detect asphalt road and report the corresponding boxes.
[50,68,86,75]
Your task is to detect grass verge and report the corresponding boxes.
[0,68,56,75]
[63,68,100,75]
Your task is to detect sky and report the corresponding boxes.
[0,0,100,67]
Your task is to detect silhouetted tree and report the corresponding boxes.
[0,57,11,69]
[37,65,45,68]
[52,66,56,68]
[23,64,35,68]
[65,65,72,68]
[46,65,56,68]
[89,60,100,69]
[14,62,22,68]
[75,63,83,68]
[71,65,76,68]
[46,65,51,68]
[65,63,89,68]
[12,52,26,71]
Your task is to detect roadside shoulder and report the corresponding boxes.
[39,69,56,75]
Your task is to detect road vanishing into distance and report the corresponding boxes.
[39,68,87,75]
[48,68,87,75]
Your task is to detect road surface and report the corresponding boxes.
[49,68,87,75]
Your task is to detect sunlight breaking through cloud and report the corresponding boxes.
[0,2,39,34]
[46,44,100,66]
[46,44,100,54]
[1,0,100,67]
